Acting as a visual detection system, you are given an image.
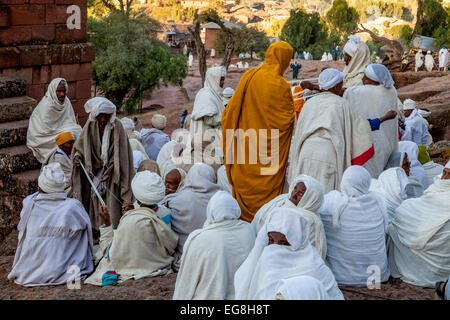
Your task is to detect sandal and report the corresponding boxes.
[435,280,447,300]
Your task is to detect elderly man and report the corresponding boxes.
[45,131,75,193]
[71,97,134,231]
[401,99,431,146]
[8,163,94,286]
[141,114,170,161]
[343,64,399,178]
[85,171,178,286]
[342,35,371,88]
[190,66,226,144]
[289,68,375,193]
[222,41,295,222]
[27,78,82,163]
[387,161,450,287]
[173,191,255,300]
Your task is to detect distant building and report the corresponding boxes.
[200,19,242,51]
[180,0,209,9]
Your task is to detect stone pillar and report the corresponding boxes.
[0,0,94,125]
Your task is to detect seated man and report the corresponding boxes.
[234,208,344,300]
[418,145,444,187]
[173,191,256,300]
[141,114,170,161]
[46,131,75,194]
[8,163,93,286]
[387,161,450,287]
[160,162,186,196]
[400,99,430,146]
[319,166,390,287]
[252,174,327,259]
[84,171,178,286]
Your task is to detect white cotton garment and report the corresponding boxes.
[38,162,67,194]
[319,166,390,287]
[173,191,256,300]
[388,177,450,287]
[161,163,223,269]
[318,68,343,90]
[156,140,180,169]
[129,138,150,161]
[190,67,225,140]
[401,109,431,146]
[251,174,327,259]
[234,208,344,300]
[217,165,232,193]
[26,78,82,163]
[8,192,93,286]
[422,161,444,187]
[398,141,428,189]
[140,128,170,161]
[343,35,361,57]
[120,117,135,131]
[364,64,394,88]
[343,41,371,88]
[344,83,399,178]
[131,170,165,205]
[369,167,409,224]
[84,206,178,286]
[275,276,330,300]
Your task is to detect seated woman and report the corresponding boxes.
[385,151,424,198]
[173,191,256,300]
[234,208,344,300]
[161,163,223,270]
[369,167,409,224]
[84,171,178,286]
[387,161,450,287]
[252,174,327,259]
[319,166,390,287]
[398,141,428,189]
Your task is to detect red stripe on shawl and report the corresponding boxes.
[351,145,375,166]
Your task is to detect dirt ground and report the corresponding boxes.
[0,57,447,301]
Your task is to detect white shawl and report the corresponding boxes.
[275,276,330,300]
[217,165,232,193]
[398,141,428,189]
[401,109,430,146]
[343,41,371,88]
[173,191,256,300]
[251,174,327,259]
[234,208,344,300]
[8,192,93,286]
[344,84,399,178]
[422,161,444,188]
[26,78,82,163]
[319,166,390,286]
[388,178,450,287]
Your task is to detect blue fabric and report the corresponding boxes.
[368,118,381,131]
[102,271,119,287]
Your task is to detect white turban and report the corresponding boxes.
[133,150,147,173]
[364,64,394,88]
[343,35,361,57]
[120,117,135,131]
[131,171,165,205]
[223,87,235,98]
[403,99,416,110]
[152,114,167,130]
[84,97,116,120]
[318,68,343,90]
[38,162,66,194]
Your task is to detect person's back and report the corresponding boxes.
[141,128,170,161]
[8,163,93,286]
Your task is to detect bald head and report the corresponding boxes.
[165,169,182,195]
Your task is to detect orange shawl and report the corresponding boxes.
[221,41,295,222]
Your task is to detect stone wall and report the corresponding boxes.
[0,0,93,124]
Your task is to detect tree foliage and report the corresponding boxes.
[416,0,449,47]
[325,0,359,40]
[88,11,187,113]
[213,26,270,56]
[280,9,341,58]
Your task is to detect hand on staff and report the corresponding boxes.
[99,205,111,227]
[122,202,134,212]
[73,154,82,167]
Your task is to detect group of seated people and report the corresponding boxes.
[8,50,450,300]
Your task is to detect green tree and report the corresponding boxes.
[416,0,449,47]
[265,19,288,37]
[88,11,187,113]
[325,0,360,41]
[214,26,270,57]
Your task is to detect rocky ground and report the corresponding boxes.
[0,57,448,300]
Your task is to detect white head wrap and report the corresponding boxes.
[131,170,166,205]
[204,66,224,99]
[120,117,135,131]
[364,64,394,88]
[205,190,241,227]
[318,68,343,90]
[38,162,66,194]
[47,78,69,109]
[133,150,147,173]
[160,161,186,192]
[403,98,416,110]
[222,87,235,98]
[288,175,324,213]
[152,114,167,130]
[276,276,329,300]
[343,35,361,57]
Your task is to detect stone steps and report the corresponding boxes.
[0,144,40,174]
[0,96,36,123]
[0,119,28,148]
[0,75,26,99]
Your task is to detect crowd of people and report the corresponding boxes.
[7,36,449,300]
